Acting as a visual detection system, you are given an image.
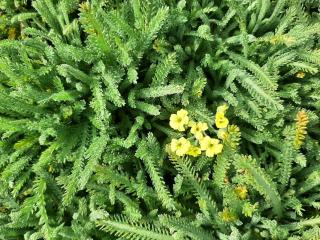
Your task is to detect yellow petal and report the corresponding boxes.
[187,146,201,157]
[213,144,223,154]
[215,114,229,129]
[170,139,179,152]
[190,123,204,138]
[199,122,208,131]
[177,109,188,117]
[175,137,191,156]
[194,132,203,140]
[200,136,211,150]
[169,114,178,129]
[205,138,222,157]
[205,148,215,157]
[170,114,186,131]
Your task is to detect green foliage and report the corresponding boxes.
[0,0,319,239]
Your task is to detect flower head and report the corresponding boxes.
[170,137,191,156]
[190,122,208,140]
[187,146,201,157]
[169,109,189,131]
[296,72,305,78]
[215,112,229,129]
[235,186,248,200]
[200,136,223,157]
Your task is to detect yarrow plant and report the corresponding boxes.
[0,0,319,240]
[168,105,230,158]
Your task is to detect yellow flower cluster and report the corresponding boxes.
[168,106,230,158]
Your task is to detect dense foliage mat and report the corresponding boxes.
[0,0,320,239]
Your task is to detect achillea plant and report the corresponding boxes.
[0,0,319,239]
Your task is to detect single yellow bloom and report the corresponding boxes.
[177,109,188,117]
[235,186,248,200]
[296,72,305,79]
[187,146,201,157]
[170,137,191,156]
[217,104,229,114]
[190,122,208,140]
[169,109,189,131]
[200,136,223,157]
[215,112,229,129]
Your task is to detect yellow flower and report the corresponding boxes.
[296,72,305,79]
[187,146,201,157]
[200,136,223,157]
[215,112,229,129]
[235,186,248,200]
[217,104,228,114]
[169,109,189,131]
[220,208,237,222]
[190,122,208,140]
[170,137,191,156]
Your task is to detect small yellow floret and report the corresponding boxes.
[169,109,189,131]
[235,186,248,200]
[190,122,208,140]
[215,112,229,129]
[170,137,191,156]
[200,136,223,157]
[187,146,201,157]
[296,72,305,79]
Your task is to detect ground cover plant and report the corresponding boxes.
[0,0,319,239]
